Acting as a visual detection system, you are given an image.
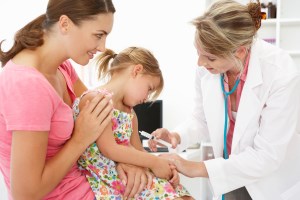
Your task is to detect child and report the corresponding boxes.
[73,47,193,199]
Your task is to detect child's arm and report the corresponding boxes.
[79,92,172,180]
[130,111,182,187]
[129,111,146,151]
[96,121,172,179]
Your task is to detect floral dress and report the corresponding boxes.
[73,90,191,200]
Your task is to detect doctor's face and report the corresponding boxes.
[195,43,235,74]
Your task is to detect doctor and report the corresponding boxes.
[149,0,300,199]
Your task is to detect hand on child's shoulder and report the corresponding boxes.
[78,91,99,110]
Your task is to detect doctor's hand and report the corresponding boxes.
[150,156,173,180]
[160,153,209,178]
[148,128,181,152]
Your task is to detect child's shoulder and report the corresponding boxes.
[77,88,112,111]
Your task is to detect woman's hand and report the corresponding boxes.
[169,166,180,188]
[150,156,173,180]
[148,128,181,152]
[116,163,153,199]
[72,93,113,148]
[160,153,208,178]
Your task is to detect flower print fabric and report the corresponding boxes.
[73,89,191,200]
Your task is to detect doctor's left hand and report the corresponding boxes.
[160,153,208,178]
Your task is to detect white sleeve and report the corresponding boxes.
[205,57,300,196]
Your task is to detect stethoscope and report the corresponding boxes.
[220,73,241,200]
[220,74,240,159]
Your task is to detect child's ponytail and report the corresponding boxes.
[96,49,117,79]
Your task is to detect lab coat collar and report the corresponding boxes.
[231,41,263,153]
[202,40,263,157]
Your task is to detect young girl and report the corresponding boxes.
[73,47,193,199]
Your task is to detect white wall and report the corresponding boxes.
[0,0,205,198]
[1,0,205,129]
[87,0,205,129]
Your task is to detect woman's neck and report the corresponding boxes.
[226,50,249,78]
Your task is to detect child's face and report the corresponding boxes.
[124,74,160,108]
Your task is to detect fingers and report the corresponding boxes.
[170,136,179,148]
[116,164,127,186]
[127,172,141,198]
[148,139,158,152]
[123,172,133,198]
[136,173,147,197]
[124,168,149,199]
[82,93,106,114]
[170,168,179,184]
[145,170,153,189]
[92,97,113,123]
[151,128,163,139]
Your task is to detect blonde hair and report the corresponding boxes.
[192,0,263,70]
[96,47,164,100]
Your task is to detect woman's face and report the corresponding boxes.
[65,13,114,65]
[195,42,236,74]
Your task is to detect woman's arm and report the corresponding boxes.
[11,131,86,199]
[10,94,113,199]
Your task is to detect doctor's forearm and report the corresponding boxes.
[197,161,209,178]
[180,160,209,178]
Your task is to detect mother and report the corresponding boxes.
[0,0,150,199]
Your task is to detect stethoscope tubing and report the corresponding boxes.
[220,73,241,200]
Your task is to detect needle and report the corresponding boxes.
[139,131,172,148]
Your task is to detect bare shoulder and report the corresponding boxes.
[131,109,138,127]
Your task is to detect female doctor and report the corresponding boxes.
[149,0,300,199]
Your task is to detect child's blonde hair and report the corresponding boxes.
[96,47,164,100]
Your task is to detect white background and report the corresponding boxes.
[0,0,205,198]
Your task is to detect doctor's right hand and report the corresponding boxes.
[148,128,181,152]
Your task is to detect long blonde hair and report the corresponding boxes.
[96,47,164,100]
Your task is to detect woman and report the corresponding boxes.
[149,0,300,199]
[0,0,151,199]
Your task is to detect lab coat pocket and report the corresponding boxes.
[280,181,300,200]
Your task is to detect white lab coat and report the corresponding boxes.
[175,39,300,200]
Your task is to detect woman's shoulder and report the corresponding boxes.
[251,39,299,87]
[59,60,78,83]
[253,39,290,61]
[1,60,55,92]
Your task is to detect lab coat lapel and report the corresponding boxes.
[231,51,263,153]
[202,74,225,158]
